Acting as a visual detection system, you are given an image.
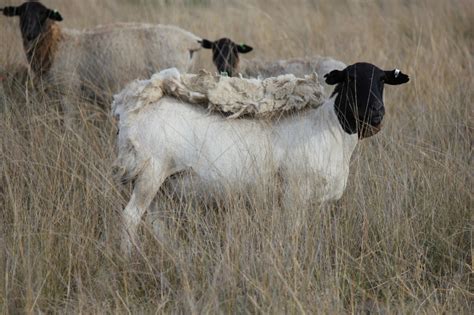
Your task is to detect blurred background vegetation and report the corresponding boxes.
[0,0,472,313]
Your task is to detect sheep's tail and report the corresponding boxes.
[112,67,181,118]
[112,138,149,186]
[112,69,182,186]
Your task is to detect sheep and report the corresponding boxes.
[199,37,345,94]
[112,62,410,253]
[2,1,202,121]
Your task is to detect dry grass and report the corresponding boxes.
[1,0,472,313]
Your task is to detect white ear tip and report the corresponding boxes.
[394,69,400,78]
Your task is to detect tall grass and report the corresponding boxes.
[1,0,472,313]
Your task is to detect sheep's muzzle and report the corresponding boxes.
[359,122,382,139]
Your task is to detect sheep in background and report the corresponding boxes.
[199,37,345,94]
[241,57,347,95]
[112,62,410,253]
[2,1,202,121]
[241,57,347,79]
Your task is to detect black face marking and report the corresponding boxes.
[200,37,253,77]
[3,2,63,41]
[325,62,409,139]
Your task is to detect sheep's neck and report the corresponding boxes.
[331,83,356,136]
[23,21,62,76]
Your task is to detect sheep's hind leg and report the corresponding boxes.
[58,78,81,129]
[121,162,170,254]
[61,96,77,129]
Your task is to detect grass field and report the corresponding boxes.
[1,0,472,313]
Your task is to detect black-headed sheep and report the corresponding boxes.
[199,37,345,94]
[112,63,410,252]
[2,1,202,120]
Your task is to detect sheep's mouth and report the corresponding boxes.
[358,122,382,139]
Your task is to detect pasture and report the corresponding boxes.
[0,0,472,313]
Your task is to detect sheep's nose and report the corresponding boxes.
[371,115,383,126]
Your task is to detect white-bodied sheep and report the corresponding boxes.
[2,2,202,120]
[113,63,410,253]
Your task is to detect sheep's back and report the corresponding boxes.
[241,56,346,95]
[49,24,201,103]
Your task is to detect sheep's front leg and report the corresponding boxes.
[52,75,80,129]
[121,163,170,254]
[60,95,77,129]
[282,173,314,207]
[281,173,322,231]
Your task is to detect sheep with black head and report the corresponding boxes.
[2,1,202,123]
[112,62,409,253]
[200,36,346,95]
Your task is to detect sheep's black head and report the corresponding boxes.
[199,37,253,77]
[2,1,63,41]
[325,62,409,139]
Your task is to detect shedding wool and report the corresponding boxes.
[113,68,326,119]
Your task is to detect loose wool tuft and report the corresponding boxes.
[113,68,326,119]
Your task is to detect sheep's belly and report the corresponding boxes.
[163,160,278,199]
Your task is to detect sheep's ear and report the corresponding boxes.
[47,9,63,21]
[384,69,409,85]
[200,39,214,49]
[237,44,253,54]
[324,69,346,85]
[2,6,22,17]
